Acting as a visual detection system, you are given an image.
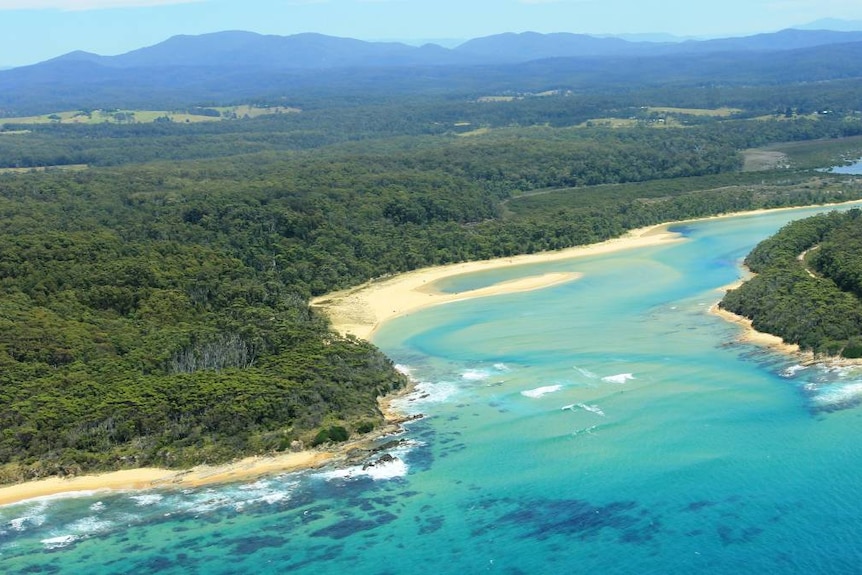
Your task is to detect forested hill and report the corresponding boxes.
[720,209,862,357]
[4,72,862,481]
[4,29,862,116]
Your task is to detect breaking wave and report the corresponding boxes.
[808,382,862,410]
[574,366,599,379]
[41,534,76,550]
[521,385,563,398]
[602,373,635,384]
[781,364,809,378]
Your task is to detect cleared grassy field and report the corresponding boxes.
[578,117,680,128]
[476,96,519,102]
[740,135,862,172]
[741,150,790,172]
[0,164,88,174]
[755,135,862,170]
[574,107,744,130]
[646,106,741,116]
[0,105,300,125]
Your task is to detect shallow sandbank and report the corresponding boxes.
[314,200,862,342]
[312,223,681,340]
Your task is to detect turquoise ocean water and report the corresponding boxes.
[4,205,862,574]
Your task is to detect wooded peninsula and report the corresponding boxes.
[4,48,862,483]
[720,208,862,357]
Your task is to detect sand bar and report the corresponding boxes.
[312,223,682,340]
[314,202,862,341]
[312,199,862,342]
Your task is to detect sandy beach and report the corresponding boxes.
[5,201,860,508]
[311,223,682,340]
[0,382,417,508]
[2,225,680,507]
[314,200,862,341]
[0,452,334,508]
[709,299,810,358]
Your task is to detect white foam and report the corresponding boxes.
[233,490,289,512]
[561,403,576,411]
[364,457,409,480]
[2,490,104,508]
[602,373,635,384]
[394,364,414,377]
[493,363,512,373]
[812,382,862,407]
[461,368,491,381]
[577,403,606,417]
[238,480,270,491]
[41,535,76,550]
[89,501,105,512]
[186,490,234,515]
[390,380,460,414]
[234,479,297,508]
[320,456,408,482]
[130,494,164,506]
[7,502,50,531]
[782,364,808,378]
[258,491,289,505]
[575,367,599,379]
[818,364,862,379]
[68,516,113,536]
[572,425,599,437]
[521,385,563,398]
[9,514,46,531]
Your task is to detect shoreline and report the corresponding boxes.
[4,200,861,507]
[311,199,862,341]
[311,223,681,340]
[0,453,334,508]
[709,279,862,368]
[0,381,418,508]
[708,297,811,359]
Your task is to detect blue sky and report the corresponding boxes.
[2,0,862,68]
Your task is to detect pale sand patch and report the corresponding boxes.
[315,199,862,341]
[312,224,682,340]
[741,149,789,172]
[709,299,811,360]
[0,452,333,507]
[708,299,862,367]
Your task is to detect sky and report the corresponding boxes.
[2,0,862,68]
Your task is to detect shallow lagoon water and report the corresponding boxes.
[829,158,862,175]
[4,205,862,574]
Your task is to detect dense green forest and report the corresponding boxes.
[720,209,862,357]
[4,98,862,169]
[3,79,862,482]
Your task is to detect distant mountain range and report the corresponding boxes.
[798,18,862,32]
[37,28,862,69]
[2,28,862,116]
